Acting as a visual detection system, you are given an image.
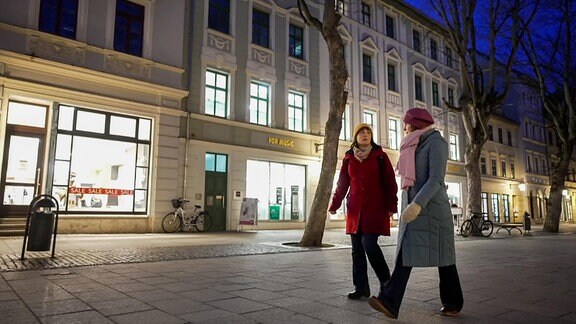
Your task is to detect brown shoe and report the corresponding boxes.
[368,296,398,319]
[440,307,460,317]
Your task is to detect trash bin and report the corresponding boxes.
[524,212,531,232]
[27,210,55,251]
[21,195,60,260]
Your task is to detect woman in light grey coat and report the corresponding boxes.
[368,108,464,319]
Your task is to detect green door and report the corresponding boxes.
[204,153,227,231]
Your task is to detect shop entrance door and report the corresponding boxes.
[204,153,227,231]
[0,102,48,217]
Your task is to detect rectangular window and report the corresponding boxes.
[385,15,395,38]
[501,160,507,178]
[481,157,487,174]
[288,91,305,132]
[389,118,399,150]
[53,105,151,213]
[445,47,453,67]
[507,131,512,146]
[336,0,347,16]
[362,54,373,83]
[252,9,269,48]
[502,194,510,222]
[488,125,494,141]
[511,162,516,178]
[449,134,458,160]
[498,128,503,144]
[491,158,497,176]
[430,39,438,60]
[246,160,306,222]
[205,69,229,118]
[39,0,78,39]
[527,155,532,173]
[205,153,227,172]
[361,2,371,27]
[340,104,351,141]
[114,0,144,56]
[432,82,440,107]
[412,30,421,52]
[363,110,377,140]
[481,192,489,216]
[491,193,500,222]
[387,64,397,92]
[414,75,423,101]
[448,88,455,106]
[289,24,304,59]
[250,81,270,126]
[208,0,230,34]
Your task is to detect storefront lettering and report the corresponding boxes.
[268,137,294,148]
[69,187,134,195]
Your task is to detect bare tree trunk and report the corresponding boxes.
[297,0,348,246]
[544,145,573,232]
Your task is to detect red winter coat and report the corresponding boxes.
[329,146,398,235]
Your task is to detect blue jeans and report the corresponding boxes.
[350,233,391,293]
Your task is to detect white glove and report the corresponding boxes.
[401,202,422,224]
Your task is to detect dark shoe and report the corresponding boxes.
[369,296,398,319]
[347,290,370,299]
[440,307,460,317]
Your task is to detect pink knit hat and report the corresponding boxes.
[403,108,435,129]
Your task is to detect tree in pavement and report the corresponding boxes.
[429,0,537,223]
[520,0,575,232]
[297,0,348,246]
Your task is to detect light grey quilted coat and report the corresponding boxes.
[396,129,456,267]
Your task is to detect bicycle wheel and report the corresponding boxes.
[460,220,473,237]
[194,212,212,232]
[162,212,182,233]
[480,220,494,237]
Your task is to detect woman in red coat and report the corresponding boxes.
[329,123,398,299]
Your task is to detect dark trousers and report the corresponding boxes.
[379,250,464,313]
[350,233,391,293]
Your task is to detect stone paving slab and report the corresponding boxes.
[0,234,574,323]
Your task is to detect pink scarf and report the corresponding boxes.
[397,126,434,190]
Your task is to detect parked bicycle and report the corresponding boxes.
[460,213,494,237]
[162,198,212,233]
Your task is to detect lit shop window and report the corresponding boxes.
[52,105,151,213]
[246,160,306,221]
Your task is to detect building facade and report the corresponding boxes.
[0,0,188,233]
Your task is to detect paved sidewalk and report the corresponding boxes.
[0,225,575,323]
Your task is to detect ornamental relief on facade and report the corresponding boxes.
[288,59,307,76]
[105,54,151,79]
[207,31,232,53]
[28,34,86,64]
[251,47,273,65]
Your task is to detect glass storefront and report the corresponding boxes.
[51,105,152,213]
[246,160,306,221]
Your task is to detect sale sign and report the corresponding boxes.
[69,187,134,195]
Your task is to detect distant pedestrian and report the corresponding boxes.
[369,108,464,319]
[329,123,398,300]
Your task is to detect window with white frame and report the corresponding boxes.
[481,157,487,174]
[448,87,455,106]
[340,104,351,141]
[336,0,347,16]
[449,133,458,160]
[387,63,397,92]
[252,8,270,48]
[432,81,440,107]
[114,0,145,56]
[385,15,395,38]
[491,158,497,176]
[363,110,377,140]
[288,91,305,132]
[39,0,79,40]
[361,2,371,27]
[430,38,438,60]
[205,69,229,118]
[250,81,270,126]
[289,24,304,60]
[388,118,400,150]
[501,160,507,178]
[511,162,516,178]
[445,46,453,67]
[362,53,373,83]
[412,29,421,52]
[414,74,423,102]
[208,0,230,34]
